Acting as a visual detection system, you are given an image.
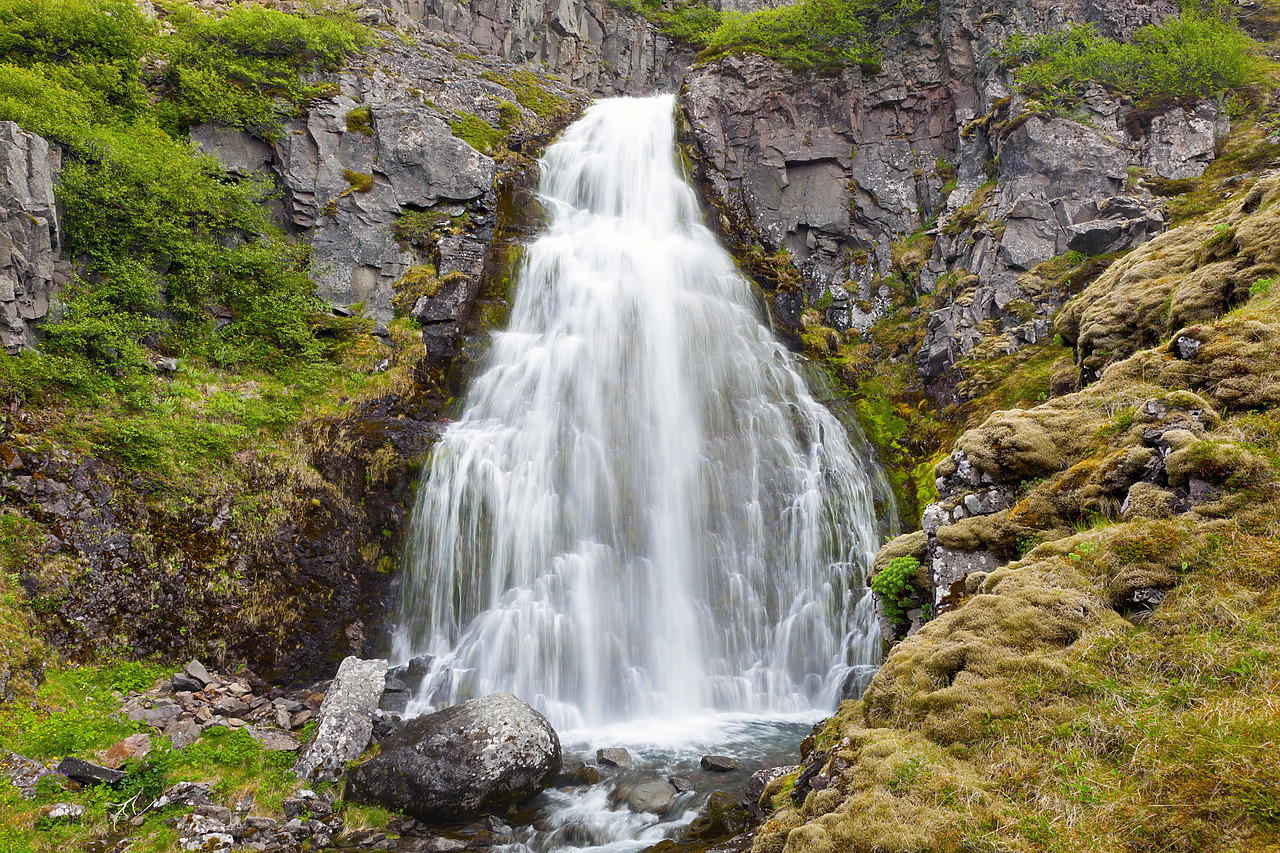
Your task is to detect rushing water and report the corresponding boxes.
[392,94,893,851]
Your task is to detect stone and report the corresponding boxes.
[424,838,468,853]
[100,733,152,769]
[39,802,85,821]
[294,656,387,782]
[212,696,251,717]
[2,749,54,798]
[378,674,411,713]
[747,765,799,816]
[554,758,601,787]
[171,672,205,693]
[669,776,694,793]
[246,726,300,752]
[55,757,125,786]
[0,121,61,353]
[184,659,216,688]
[618,778,677,814]
[195,803,232,824]
[346,692,560,823]
[151,781,214,810]
[142,704,184,729]
[595,747,632,769]
[700,754,741,772]
[175,812,234,851]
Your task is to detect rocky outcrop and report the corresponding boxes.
[386,0,694,95]
[0,121,62,353]
[677,0,1224,402]
[347,692,561,823]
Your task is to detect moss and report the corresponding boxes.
[344,104,374,136]
[342,169,373,193]
[940,180,995,236]
[449,110,503,154]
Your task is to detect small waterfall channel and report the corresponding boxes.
[393,95,894,853]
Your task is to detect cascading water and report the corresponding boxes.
[394,94,892,729]
[392,94,894,851]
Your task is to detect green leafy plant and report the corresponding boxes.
[871,555,922,626]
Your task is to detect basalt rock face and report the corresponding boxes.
[191,25,587,357]
[386,0,695,96]
[677,0,1220,402]
[0,122,64,354]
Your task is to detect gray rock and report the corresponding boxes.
[619,778,677,814]
[171,672,204,693]
[2,750,53,798]
[668,775,694,793]
[746,765,799,816]
[246,726,301,752]
[0,121,60,353]
[700,754,741,772]
[39,802,85,821]
[554,758,601,787]
[378,674,411,713]
[150,781,214,810]
[165,719,202,750]
[175,812,234,851]
[294,656,388,782]
[595,747,631,769]
[346,692,560,823]
[184,659,216,688]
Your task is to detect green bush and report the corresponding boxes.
[1002,12,1263,112]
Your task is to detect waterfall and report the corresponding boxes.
[393,95,892,732]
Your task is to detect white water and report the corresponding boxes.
[394,94,891,730]
[392,95,892,850]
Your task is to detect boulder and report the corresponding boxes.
[616,778,677,814]
[346,693,560,823]
[293,656,388,782]
[246,726,300,752]
[2,750,53,798]
[554,758,601,787]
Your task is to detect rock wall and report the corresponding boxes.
[0,122,63,354]
[677,0,1217,402]
[386,0,694,95]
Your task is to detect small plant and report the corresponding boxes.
[1251,277,1273,297]
[871,555,922,626]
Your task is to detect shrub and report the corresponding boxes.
[1002,13,1263,112]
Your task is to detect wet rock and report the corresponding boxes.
[595,747,632,769]
[347,692,560,823]
[617,778,677,814]
[669,776,694,793]
[700,754,741,772]
[294,656,387,782]
[378,673,412,713]
[747,765,799,817]
[554,757,601,787]
[422,838,468,853]
[56,756,125,786]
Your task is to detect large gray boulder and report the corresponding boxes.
[346,692,560,823]
[293,656,388,782]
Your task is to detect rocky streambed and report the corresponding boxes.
[3,656,810,853]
